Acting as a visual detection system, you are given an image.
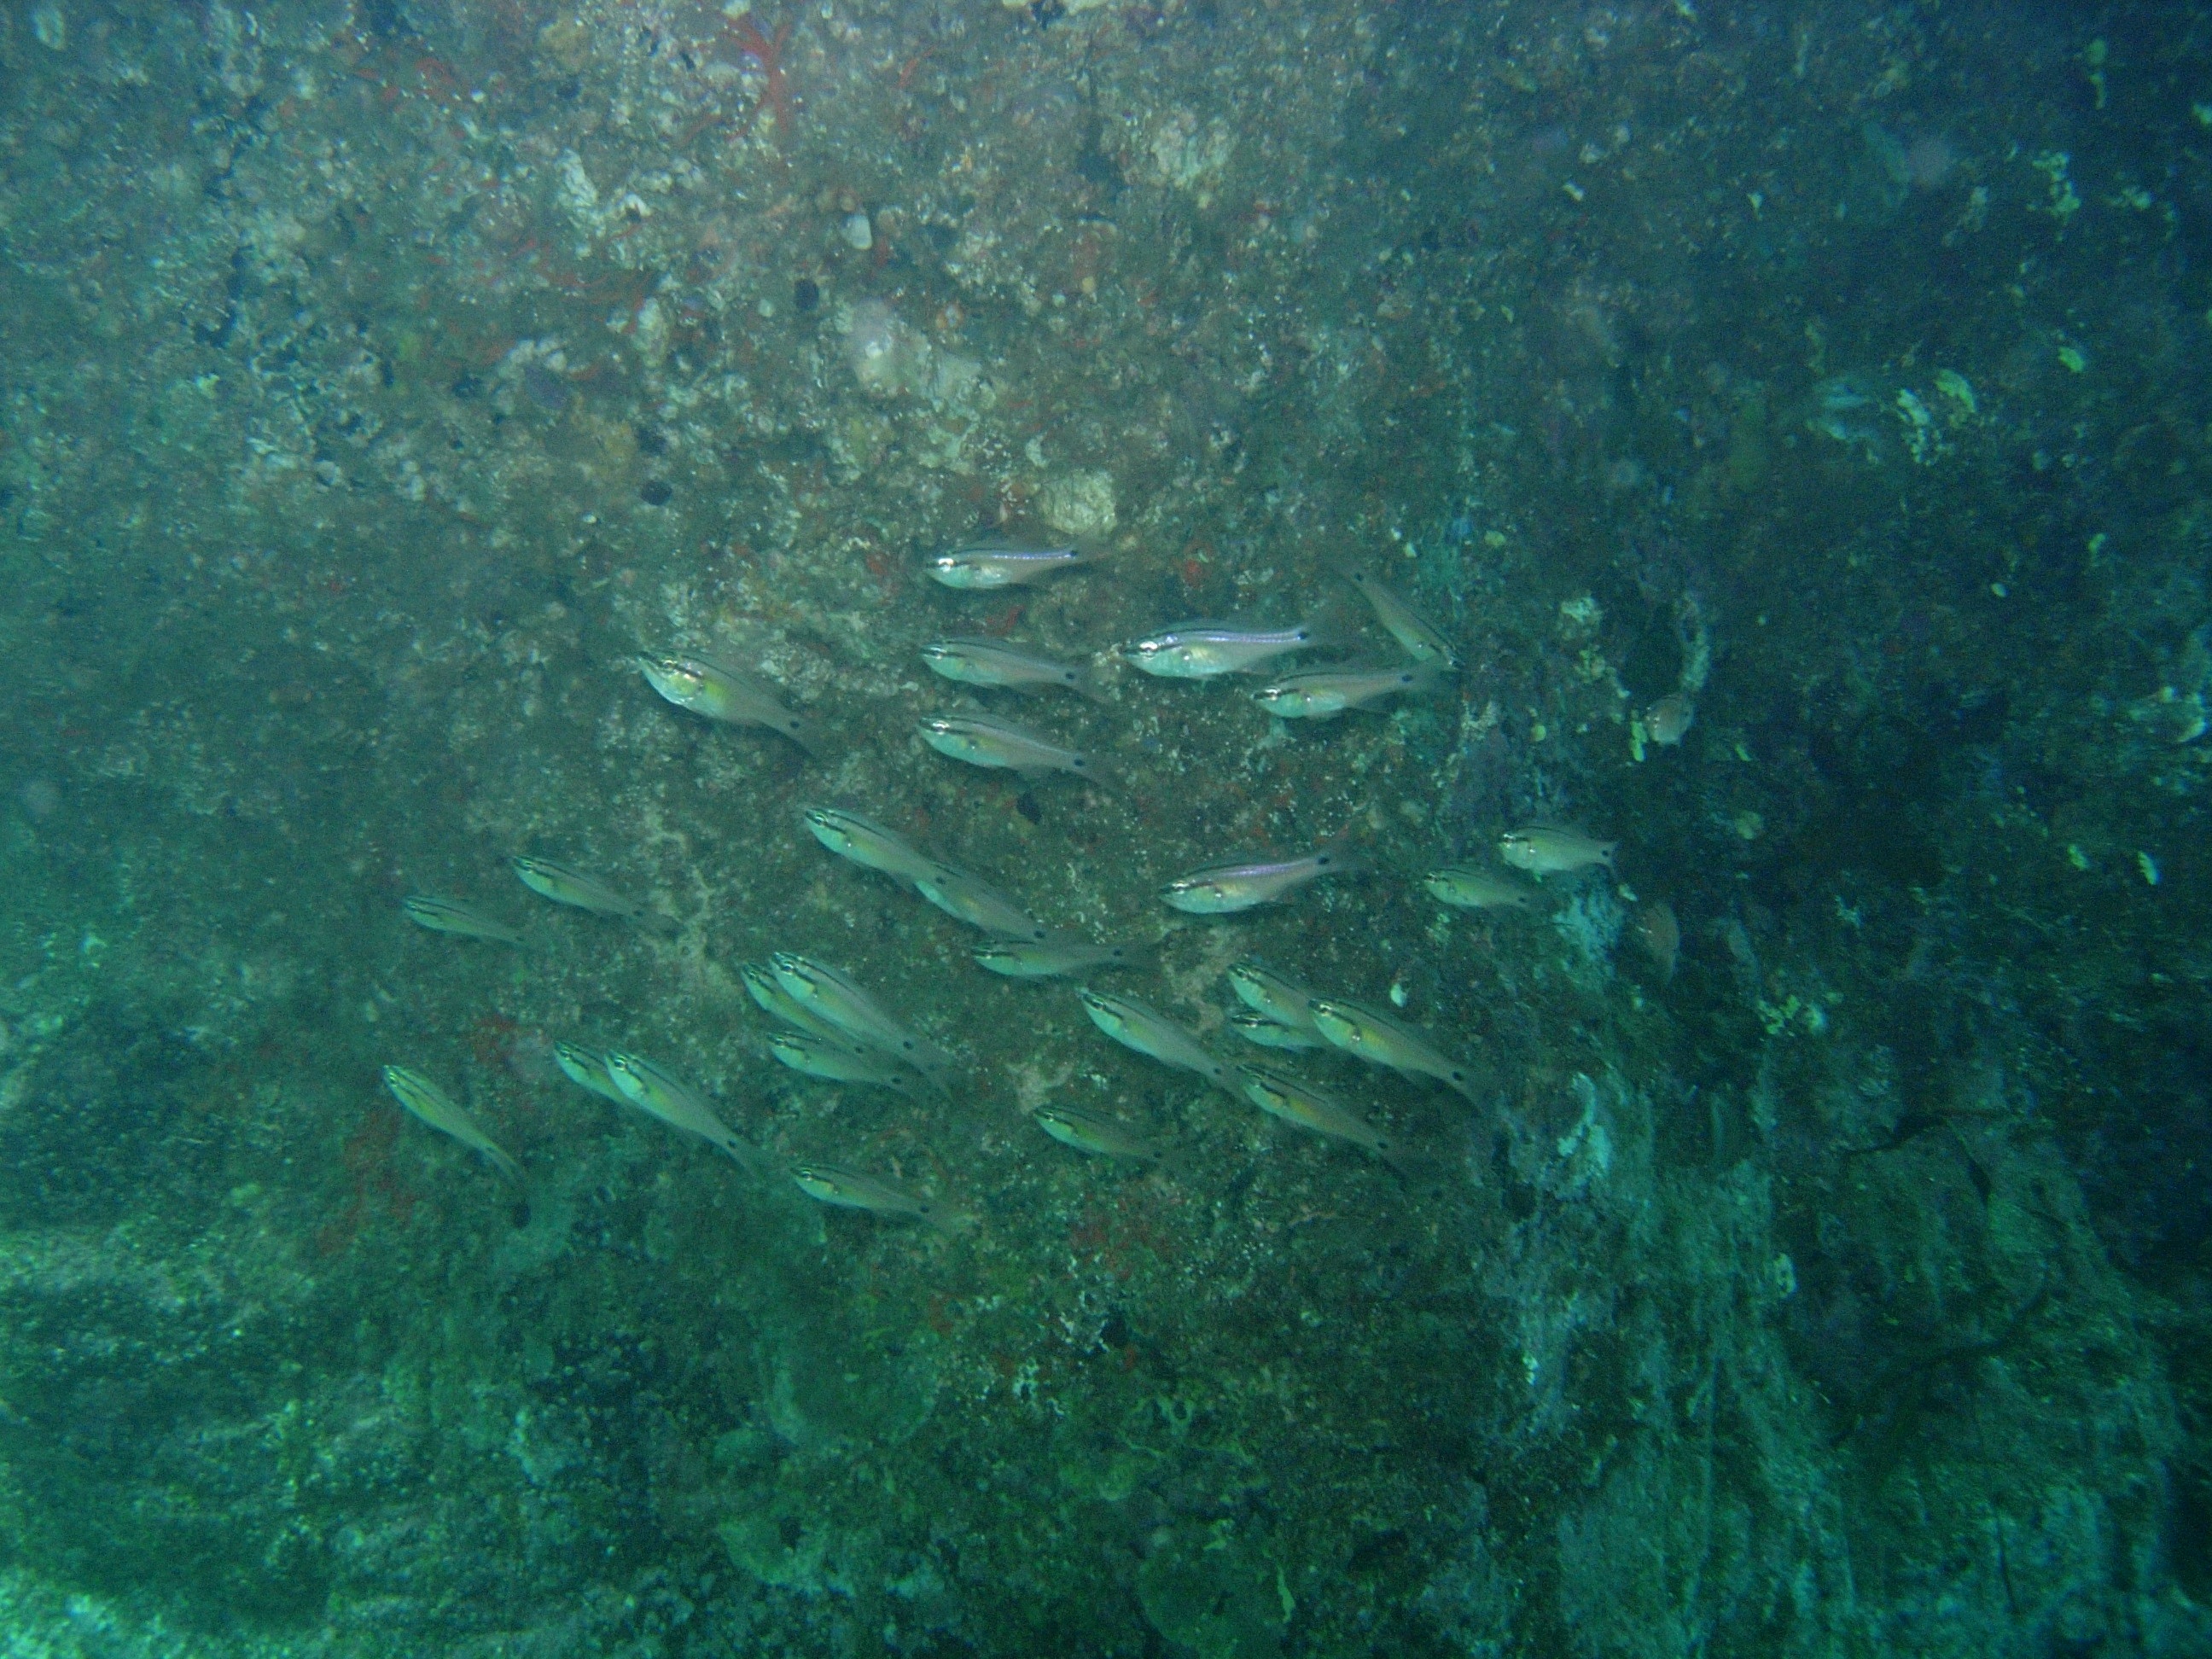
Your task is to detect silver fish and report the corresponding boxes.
[1227,1009,1331,1051]
[918,713,1110,784]
[926,542,1097,591]
[1306,997,1485,1105]
[1253,661,1448,719]
[1499,826,1617,877]
[801,806,941,888]
[741,961,848,1040]
[637,651,823,755]
[1161,845,1368,914]
[1423,866,1539,911]
[789,1163,975,1233]
[1033,1103,1172,1167]
[766,1030,917,1095]
[769,953,956,1079]
[1123,616,1337,679]
[1237,1063,1418,1179]
[1342,568,1460,667]
[1076,989,1236,1094]
[603,1051,772,1173]
[1225,960,1321,1031]
[553,1041,630,1106]
[912,863,1050,940]
[921,638,1103,701]
[381,1065,523,1185]
[511,855,678,935]
[974,937,1151,980]
[402,895,523,946]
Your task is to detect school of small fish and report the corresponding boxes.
[387,551,1667,1240]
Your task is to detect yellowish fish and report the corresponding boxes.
[1123,615,1339,679]
[926,542,1098,591]
[801,806,941,888]
[742,961,848,1040]
[770,953,957,1080]
[1252,662,1448,719]
[381,1064,523,1185]
[402,894,524,946]
[1342,568,1461,667]
[1237,1063,1419,1179]
[766,1030,918,1096]
[1306,997,1486,1105]
[1227,1009,1330,1051]
[603,1051,772,1173]
[637,651,823,756]
[918,713,1110,785]
[1078,989,1236,1094]
[789,1163,975,1233]
[975,938,1151,980]
[1498,827,1617,877]
[1225,960,1320,1031]
[1033,1103,1174,1169]
[552,1041,629,1106]
[921,637,1103,701]
[1162,845,1366,914]
[511,855,679,934]
[911,862,1050,940]
[1422,866,1540,911]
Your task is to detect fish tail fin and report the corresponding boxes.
[484,1143,527,1189]
[1313,829,1374,882]
[722,1134,776,1178]
[1375,1138,1450,1190]
[1299,590,1361,651]
[779,712,829,760]
[637,910,684,940]
[1403,659,1455,696]
[1104,940,1158,974]
[1069,661,1113,705]
[923,1203,980,1237]
[1069,754,1125,795]
[1444,1063,1497,1109]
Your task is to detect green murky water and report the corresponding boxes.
[2,2,2208,1654]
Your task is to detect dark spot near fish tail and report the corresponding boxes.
[638,479,672,507]
[793,276,820,313]
[1016,791,1042,824]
